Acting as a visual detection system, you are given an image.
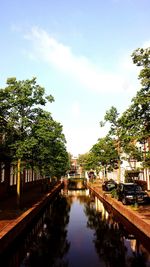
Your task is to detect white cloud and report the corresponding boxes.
[24,26,135,93]
[22,27,150,156]
[118,40,150,96]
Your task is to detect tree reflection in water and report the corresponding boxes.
[20,191,149,267]
[84,196,148,267]
[21,195,70,267]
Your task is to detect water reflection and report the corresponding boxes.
[85,195,150,267]
[7,187,149,267]
[67,178,87,190]
[21,194,71,267]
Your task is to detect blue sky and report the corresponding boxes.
[0,0,150,156]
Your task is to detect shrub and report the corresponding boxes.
[111,188,118,198]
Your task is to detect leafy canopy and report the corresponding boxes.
[0,77,69,177]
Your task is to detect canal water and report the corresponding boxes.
[2,184,150,267]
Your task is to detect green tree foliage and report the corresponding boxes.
[0,77,54,158]
[99,47,150,169]
[100,106,120,138]
[100,106,143,165]
[77,152,98,171]
[121,48,150,142]
[90,136,119,177]
[0,77,69,177]
[30,109,69,177]
[119,47,150,166]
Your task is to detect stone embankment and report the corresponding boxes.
[0,182,62,254]
[87,181,150,240]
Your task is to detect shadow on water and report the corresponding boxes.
[2,182,150,267]
[21,194,71,267]
[84,195,150,267]
[67,178,87,190]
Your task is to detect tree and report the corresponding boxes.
[0,77,54,161]
[30,110,69,177]
[100,106,119,136]
[77,153,97,172]
[100,107,123,181]
[99,47,150,185]
[100,106,143,181]
[128,47,150,142]
[0,77,69,205]
[119,47,150,169]
[91,136,119,179]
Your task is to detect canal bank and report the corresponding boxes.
[0,180,150,267]
[0,181,63,254]
[87,181,150,241]
[0,179,150,255]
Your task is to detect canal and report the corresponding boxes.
[2,181,150,267]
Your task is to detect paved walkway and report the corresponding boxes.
[0,185,49,233]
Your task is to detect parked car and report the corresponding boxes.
[116,183,149,205]
[102,179,117,192]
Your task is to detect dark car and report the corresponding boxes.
[116,183,149,205]
[102,179,117,192]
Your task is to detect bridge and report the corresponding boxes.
[65,177,87,190]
